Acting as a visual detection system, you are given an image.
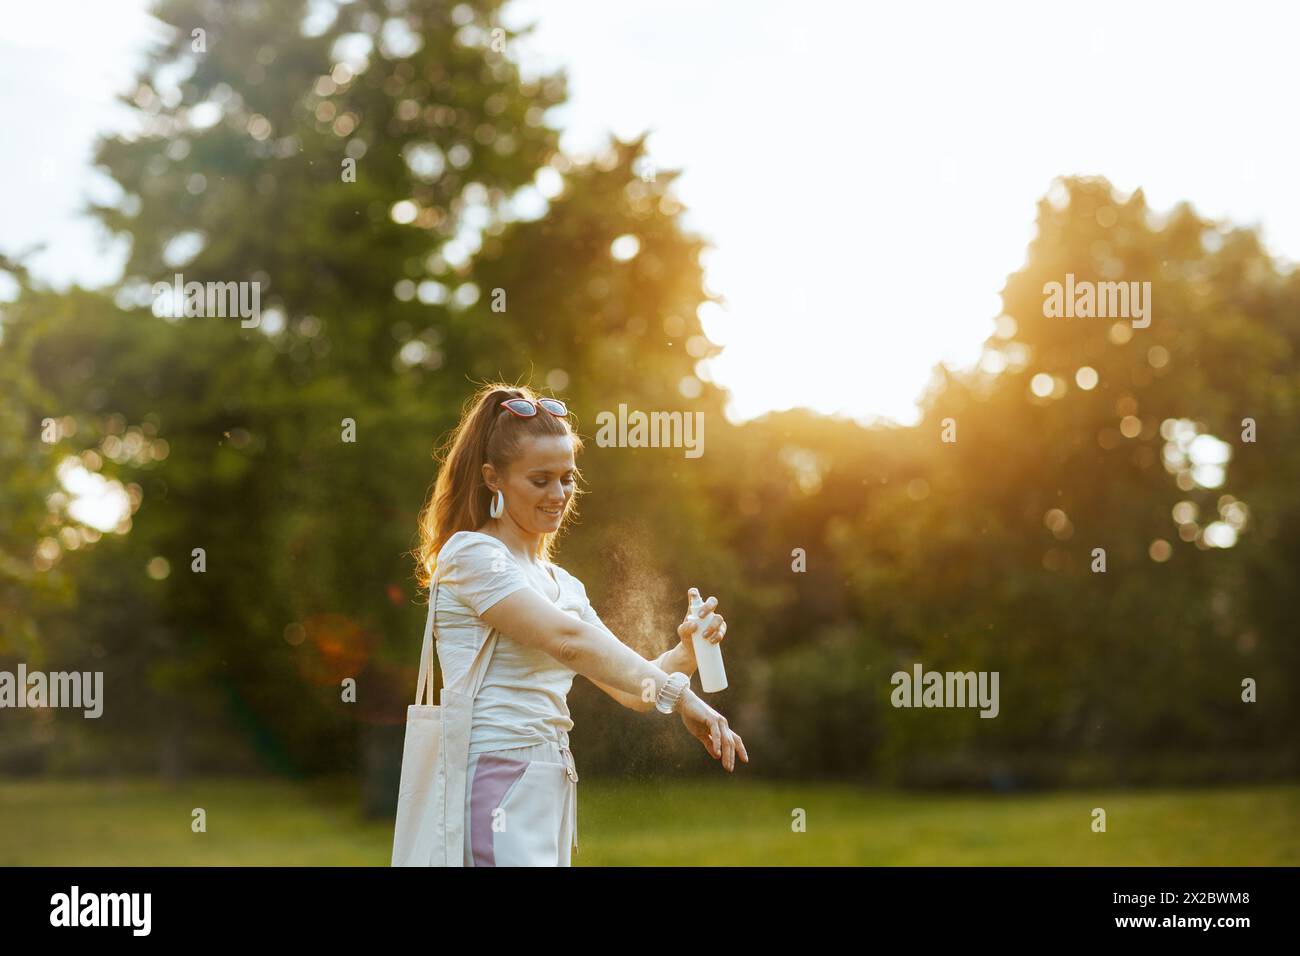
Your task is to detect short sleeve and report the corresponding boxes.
[567,571,615,636]
[437,535,533,617]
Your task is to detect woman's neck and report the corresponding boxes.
[476,518,543,565]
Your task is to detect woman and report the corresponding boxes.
[411,382,748,866]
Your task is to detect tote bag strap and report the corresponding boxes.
[414,578,438,707]
[413,570,501,706]
[456,627,500,699]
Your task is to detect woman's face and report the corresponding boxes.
[493,434,577,533]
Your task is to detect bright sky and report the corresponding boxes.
[3,0,1297,426]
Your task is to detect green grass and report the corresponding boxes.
[1,777,1296,865]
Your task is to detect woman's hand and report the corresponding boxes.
[677,689,748,772]
[677,588,727,666]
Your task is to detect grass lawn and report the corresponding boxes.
[1,776,1295,866]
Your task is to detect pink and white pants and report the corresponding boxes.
[463,738,579,866]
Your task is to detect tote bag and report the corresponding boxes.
[392,573,499,867]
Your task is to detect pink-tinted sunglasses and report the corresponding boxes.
[500,397,568,418]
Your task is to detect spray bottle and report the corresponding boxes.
[688,587,728,693]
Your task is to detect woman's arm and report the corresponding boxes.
[479,587,676,707]
[583,593,724,709]
[567,587,697,712]
[590,645,695,712]
[656,642,697,678]
[589,675,654,712]
[480,584,747,771]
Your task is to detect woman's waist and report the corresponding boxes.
[467,712,573,752]
[469,735,579,781]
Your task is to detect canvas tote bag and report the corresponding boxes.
[392,573,499,867]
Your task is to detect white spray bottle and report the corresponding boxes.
[688,587,728,693]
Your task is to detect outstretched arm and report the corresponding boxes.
[578,602,699,712]
[590,675,655,712]
[478,584,746,771]
[479,587,675,707]
[590,645,695,712]
[587,590,727,710]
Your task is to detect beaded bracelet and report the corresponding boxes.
[655,672,690,714]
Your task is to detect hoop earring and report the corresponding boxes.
[489,488,504,518]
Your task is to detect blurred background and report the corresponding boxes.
[0,0,1296,865]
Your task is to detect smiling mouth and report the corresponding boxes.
[538,507,563,516]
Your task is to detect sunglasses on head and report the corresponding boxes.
[500,397,568,419]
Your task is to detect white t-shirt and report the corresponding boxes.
[432,530,612,754]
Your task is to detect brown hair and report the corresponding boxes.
[413,381,585,590]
